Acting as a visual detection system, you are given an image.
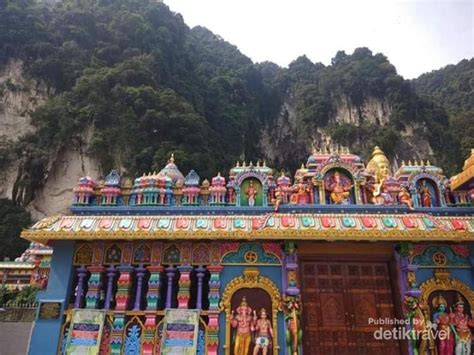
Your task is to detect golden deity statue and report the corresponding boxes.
[367,146,392,204]
[231,297,255,355]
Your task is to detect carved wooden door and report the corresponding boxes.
[301,261,401,355]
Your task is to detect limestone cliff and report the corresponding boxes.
[27,133,101,220]
[0,61,101,220]
[0,60,45,201]
[260,92,435,170]
[0,60,42,140]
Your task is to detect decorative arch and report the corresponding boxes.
[234,171,269,207]
[104,243,122,264]
[74,243,93,265]
[409,173,445,207]
[321,166,357,205]
[220,268,282,355]
[419,269,474,310]
[123,315,145,354]
[192,243,211,265]
[409,172,442,189]
[133,243,151,264]
[163,244,181,265]
[235,171,268,187]
[319,163,358,180]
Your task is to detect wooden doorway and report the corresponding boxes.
[300,258,403,354]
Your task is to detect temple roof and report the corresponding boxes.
[22,212,474,243]
[451,149,474,191]
[159,154,185,184]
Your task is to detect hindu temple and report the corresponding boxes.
[24,147,474,355]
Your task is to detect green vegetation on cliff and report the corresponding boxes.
[0,199,30,259]
[0,0,471,207]
[412,59,474,162]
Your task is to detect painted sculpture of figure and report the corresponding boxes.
[252,308,273,355]
[231,297,255,355]
[366,146,393,205]
[373,180,394,205]
[450,295,474,355]
[290,179,310,205]
[399,186,414,209]
[432,294,455,355]
[420,181,433,207]
[246,181,258,207]
[327,171,353,204]
[405,296,435,355]
[283,295,302,355]
[272,186,283,212]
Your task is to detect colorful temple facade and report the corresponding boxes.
[24,147,474,355]
[0,242,51,291]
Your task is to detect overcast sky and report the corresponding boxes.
[164,0,473,79]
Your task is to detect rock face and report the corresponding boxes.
[332,96,392,126]
[0,60,46,202]
[0,60,101,220]
[259,92,435,169]
[0,60,45,140]
[28,138,101,220]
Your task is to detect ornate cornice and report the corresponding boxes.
[22,213,474,243]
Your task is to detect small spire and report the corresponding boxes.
[420,160,425,166]
[256,160,261,167]
[426,160,431,166]
[263,160,267,167]
[168,153,175,164]
[408,160,412,166]
[401,160,406,166]
[242,161,246,167]
[236,161,240,167]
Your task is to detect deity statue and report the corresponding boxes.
[231,297,255,355]
[432,294,455,355]
[326,171,353,204]
[420,181,433,208]
[399,186,414,209]
[252,308,273,355]
[366,146,393,205]
[450,294,474,355]
[405,296,435,355]
[272,186,283,212]
[372,180,394,205]
[283,295,302,355]
[290,179,310,205]
[246,181,258,207]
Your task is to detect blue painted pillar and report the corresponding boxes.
[29,240,76,355]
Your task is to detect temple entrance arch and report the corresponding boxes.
[220,268,281,355]
[419,269,474,315]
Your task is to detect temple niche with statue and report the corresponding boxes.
[23,147,474,355]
